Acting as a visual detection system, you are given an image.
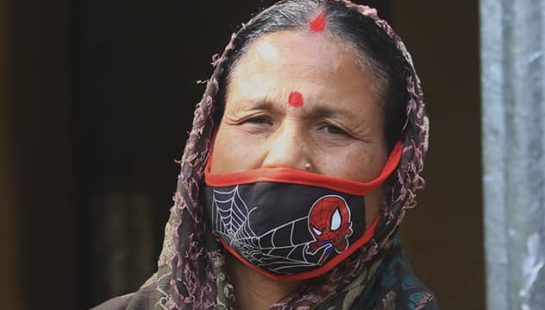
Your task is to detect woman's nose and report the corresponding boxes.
[261,124,310,170]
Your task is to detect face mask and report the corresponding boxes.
[202,141,402,281]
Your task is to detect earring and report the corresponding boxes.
[304,163,312,171]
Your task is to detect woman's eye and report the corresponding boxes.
[246,116,272,125]
[319,124,348,136]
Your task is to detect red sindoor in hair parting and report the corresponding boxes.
[309,12,326,32]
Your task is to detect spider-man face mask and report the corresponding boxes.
[202,141,402,281]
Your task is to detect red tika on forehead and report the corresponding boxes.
[288,91,304,107]
[309,12,326,32]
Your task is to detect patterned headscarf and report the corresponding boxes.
[94,1,435,309]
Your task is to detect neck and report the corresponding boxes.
[226,255,303,310]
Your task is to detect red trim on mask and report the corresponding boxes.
[205,141,402,196]
[218,215,379,281]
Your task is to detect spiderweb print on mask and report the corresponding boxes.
[211,186,334,274]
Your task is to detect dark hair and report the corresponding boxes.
[216,0,407,152]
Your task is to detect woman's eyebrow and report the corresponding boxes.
[236,98,280,113]
[306,104,353,119]
[235,98,355,120]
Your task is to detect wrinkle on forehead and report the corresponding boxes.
[227,30,382,107]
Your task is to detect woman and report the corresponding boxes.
[94,0,436,309]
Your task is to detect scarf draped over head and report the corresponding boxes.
[95,1,435,309]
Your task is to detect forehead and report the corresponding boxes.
[226,31,379,109]
[233,31,355,80]
[243,31,346,72]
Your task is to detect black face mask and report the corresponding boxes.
[202,142,402,281]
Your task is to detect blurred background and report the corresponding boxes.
[0,0,483,309]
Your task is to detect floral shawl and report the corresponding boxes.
[93,1,437,309]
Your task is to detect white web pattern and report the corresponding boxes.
[212,186,331,274]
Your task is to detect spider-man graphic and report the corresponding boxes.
[306,195,353,255]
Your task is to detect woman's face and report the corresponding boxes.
[210,31,388,225]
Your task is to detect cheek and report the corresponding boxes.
[312,144,387,183]
[209,124,262,174]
